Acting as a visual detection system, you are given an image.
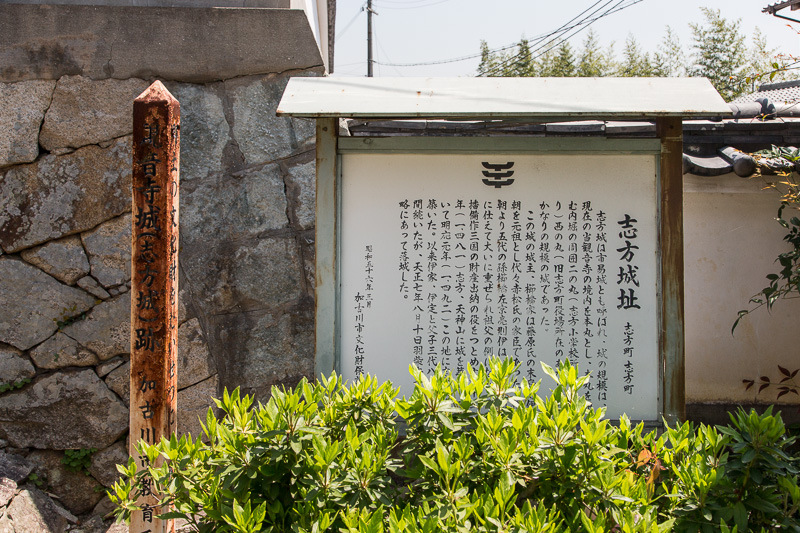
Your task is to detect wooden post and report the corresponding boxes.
[130,80,180,533]
[657,117,686,424]
[315,117,339,378]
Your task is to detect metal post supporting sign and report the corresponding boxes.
[130,80,180,533]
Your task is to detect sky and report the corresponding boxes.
[331,0,800,78]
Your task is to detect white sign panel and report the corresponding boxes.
[340,153,659,419]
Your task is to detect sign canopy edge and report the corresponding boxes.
[277,77,731,121]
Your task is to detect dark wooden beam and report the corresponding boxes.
[657,117,686,424]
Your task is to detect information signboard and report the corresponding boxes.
[276,77,733,423]
[339,152,659,419]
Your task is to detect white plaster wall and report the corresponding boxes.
[684,172,800,404]
[290,0,328,71]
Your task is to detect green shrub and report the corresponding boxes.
[0,378,31,394]
[111,359,799,532]
[62,447,97,475]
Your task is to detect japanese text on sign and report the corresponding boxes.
[340,153,658,419]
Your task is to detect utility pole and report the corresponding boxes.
[367,0,374,77]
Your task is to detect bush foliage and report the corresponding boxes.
[111,359,800,532]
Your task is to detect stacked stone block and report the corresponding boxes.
[0,5,324,525]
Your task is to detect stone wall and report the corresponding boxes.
[0,4,323,527]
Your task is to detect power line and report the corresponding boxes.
[335,61,367,68]
[374,40,521,67]
[373,13,587,68]
[372,0,642,70]
[374,0,443,4]
[482,0,643,76]
[529,0,642,59]
[375,25,405,76]
[372,0,452,9]
[483,0,633,76]
[375,51,486,67]
[336,2,367,39]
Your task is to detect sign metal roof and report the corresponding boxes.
[277,77,732,120]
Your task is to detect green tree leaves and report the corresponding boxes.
[617,35,656,77]
[476,8,788,103]
[689,8,748,101]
